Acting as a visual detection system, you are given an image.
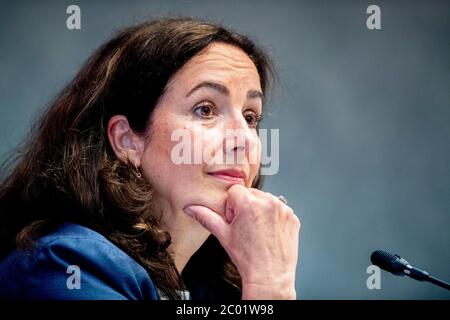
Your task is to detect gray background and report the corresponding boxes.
[1,0,449,299]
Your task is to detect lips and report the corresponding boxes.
[207,168,246,185]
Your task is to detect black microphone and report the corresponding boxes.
[370,250,450,291]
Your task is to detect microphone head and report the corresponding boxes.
[371,249,432,281]
[371,250,406,275]
[371,250,396,266]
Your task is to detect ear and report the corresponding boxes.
[107,115,145,166]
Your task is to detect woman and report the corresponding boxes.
[0,17,300,300]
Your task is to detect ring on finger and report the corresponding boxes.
[278,195,288,205]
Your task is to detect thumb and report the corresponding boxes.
[183,205,228,241]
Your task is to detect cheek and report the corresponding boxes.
[248,137,262,185]
[140,120,203,194]
[142,124,172,171]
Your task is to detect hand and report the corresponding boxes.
[183,184,301,300]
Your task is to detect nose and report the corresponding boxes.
[222,112,258,163]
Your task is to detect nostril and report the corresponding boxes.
[232,145,245,152]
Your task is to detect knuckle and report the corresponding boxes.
[268,198,279,212]
[243,193,256,206]
[256,197,277,215]
[291,214,301,229]
[285,206,295,216]
[249,187,262,194]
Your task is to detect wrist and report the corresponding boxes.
[241,282,296,300]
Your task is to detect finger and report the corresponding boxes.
[183,205,228,241]
[225,185,252,223]
[264,191,289,207]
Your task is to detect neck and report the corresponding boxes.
[168,218,210,273]
[152,199,210,273]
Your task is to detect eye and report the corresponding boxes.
[193,103,215,119]
[244,111,262,128]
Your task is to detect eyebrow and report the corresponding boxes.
[186,81,264,100]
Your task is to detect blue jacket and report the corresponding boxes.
[0,222,160,300]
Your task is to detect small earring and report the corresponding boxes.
[134,163,142,178]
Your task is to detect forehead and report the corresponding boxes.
[167,42,262,92]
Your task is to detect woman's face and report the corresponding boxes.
[140,42,262,222]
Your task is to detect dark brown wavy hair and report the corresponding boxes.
[0,17,275,300]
